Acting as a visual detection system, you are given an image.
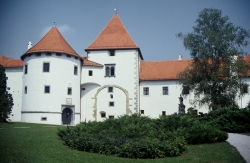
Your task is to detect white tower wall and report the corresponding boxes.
[22,53,81,125]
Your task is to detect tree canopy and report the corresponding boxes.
[0,64,13,122]
[178,8,250,110]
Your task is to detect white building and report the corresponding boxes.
[1,14,250,125]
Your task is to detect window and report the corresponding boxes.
[36,53,41,56]
[25,86,27,94]
[25,64,28,74]
[56,53,62,56]
[108,87,113,93]
[46,53,52,56]
[44,86,50,93]
[89,70,93,76]
[182,85,190,94]
[240,84,248,94]
[43,63,50,72]
[109,115,114,119]
[109,102,114,107]
[66,54,71,58]
[163,87,168,95]
[109,50,115,56]
[143,87,149,95]
[105,64,115,77]
[140,110,144,114]
[41,117,47,121]
[162,111,166,116]
[74,56,78,60]
[68,88,72,95]
[110,94,113,99]
[74,66,78,75]
[100,112,106,118]
[7,87,10,90]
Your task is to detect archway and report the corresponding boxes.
[62,108,73,124]
[92,84,132,121]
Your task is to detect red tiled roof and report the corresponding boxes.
[0,56,23,68]
[82,57,103,67]
[140,60,191,81]
[21,26,79,59]
[244,54,250,76]
[85,14,139,50]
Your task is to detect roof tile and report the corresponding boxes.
[140,60,191,81]
[22,26,79,59]
[0,56,23,67]
[86,14,138,50]
[82,57,103,67]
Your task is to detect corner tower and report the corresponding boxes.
[21,26,82,125]
[82,14,143,121]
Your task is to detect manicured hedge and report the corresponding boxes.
[199,107,250,133]
[58,114,228,158]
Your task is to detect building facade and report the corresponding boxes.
[1,14,250,125]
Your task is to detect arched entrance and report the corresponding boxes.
[62,108,73,124]
[92,84,132,121]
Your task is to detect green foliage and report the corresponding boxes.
[199,107,250,133]
[177,8,250,110]
[58,114,228,158]
[0,64,13,122]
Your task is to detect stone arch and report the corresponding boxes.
[92,84,132,121]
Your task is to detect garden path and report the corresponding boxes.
[227,133,250,163]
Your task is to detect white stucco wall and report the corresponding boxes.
[5,67,23,121]
[237,77,250,108]
[81,49,140,121]
[22,53,81,125]
[140,80,209,118]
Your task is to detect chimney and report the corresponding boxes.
[27,41,32,50]
[178,54,182,60]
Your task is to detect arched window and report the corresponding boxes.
[106,67,110,76]
[111,67,115,76]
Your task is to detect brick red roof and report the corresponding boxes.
[21,26,79,59]
[244,54,250,76]
[82,57,103,67]
[140,60,191,81]
[85,14,139,50]
[0,56,23,68]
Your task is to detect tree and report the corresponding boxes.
[177,8,250,111]
[0,64,13,122]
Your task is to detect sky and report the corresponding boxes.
[0,0,250,61]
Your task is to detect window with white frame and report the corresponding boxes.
[163,87,168,95]
[43,63,50,72]
[109,50,115,56]
[25,86,27,94]
[109,102,114,107]
[105,64,115,77]
[25,64,28,74]
[68,87,72,95]
[143,87,149,95]
[108,87,113,93]
[100,112,106,118]
[89,70,93,76]
[74,66,78,75]
[44,86,50,93]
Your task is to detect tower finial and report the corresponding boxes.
[114,5,117,14]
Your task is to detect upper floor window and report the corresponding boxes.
[89,70,93,76]
[143,87,149,95]
[109,50,115,56]
[46,52,52,56]
[105,64,115,77]
[25,64,28,74]
[43,63,50,72]
[74,66,78,75]
[163,87,168,95]
[25,86,27,94]
[109,102,114,107]
[182,85,190,95]
[44,86,50,93]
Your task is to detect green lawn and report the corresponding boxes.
[0,122,246,163]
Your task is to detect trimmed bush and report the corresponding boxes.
[58,114,228,158]
[200,107,250,132]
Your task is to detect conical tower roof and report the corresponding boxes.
[21,26,79,59]
[85,14,139,50]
